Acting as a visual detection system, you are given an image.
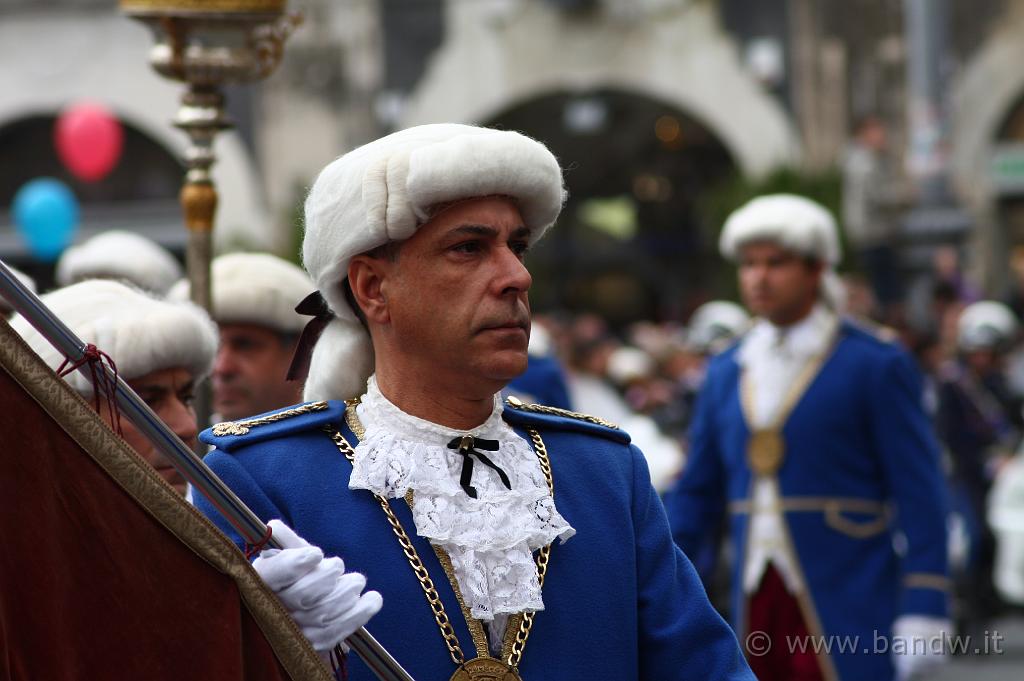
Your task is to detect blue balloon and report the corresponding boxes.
[13,177,79,262]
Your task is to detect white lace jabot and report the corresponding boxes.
[349,376,575,622]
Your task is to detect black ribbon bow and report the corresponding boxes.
[287,290,336,382]
[446,435,510,499]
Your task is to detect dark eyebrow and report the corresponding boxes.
[449,224,499,238]
[447,224,532,239]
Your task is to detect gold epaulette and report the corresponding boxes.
[505,395,620,430]
[211,401,330,437]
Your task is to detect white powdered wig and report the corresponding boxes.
[958,300,1019,351]
[56,230,183,295]
[10,279,217,396]
[168,252,313,334]
[719,194,841,265]
[302,123,565,402]
[820,269,848,313]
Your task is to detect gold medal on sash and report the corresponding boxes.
[746,429,785,476]
[450,658,522,681]
[740,321,840,477]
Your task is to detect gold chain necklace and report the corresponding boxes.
[325,401,554,680]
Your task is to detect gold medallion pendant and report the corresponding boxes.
[449,657,522,681]
[747,429,785,476]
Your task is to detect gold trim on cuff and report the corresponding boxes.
[729,496,889,515]
[904,573,953,592]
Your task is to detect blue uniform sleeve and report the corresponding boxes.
[631,444,755,680]
[663,371,727,563]
[869,350,951,618]
[192,447,287,553]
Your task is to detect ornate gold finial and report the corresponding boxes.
[120,1,286,13]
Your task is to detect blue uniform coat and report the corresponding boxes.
[195,399,754,681]
[665,321,950,681]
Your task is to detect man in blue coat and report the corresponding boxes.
[665,195,951,681]
[195,124,753,681]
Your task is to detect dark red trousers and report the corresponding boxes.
[745,565,825,681]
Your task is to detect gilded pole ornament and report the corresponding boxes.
[120,0,299,431]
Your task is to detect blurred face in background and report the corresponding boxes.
[738,241,822,326]
[212,324,302,421]
[103,366,197,495]
[965,348,1000,377]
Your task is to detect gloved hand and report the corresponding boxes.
[892,615,951,681]
[254,519,383,653]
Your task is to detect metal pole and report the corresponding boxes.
[904,0,950,204]
[0,258,414,681]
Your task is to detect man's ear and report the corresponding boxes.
[348,256,390,325]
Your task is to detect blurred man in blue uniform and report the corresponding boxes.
[665,194,950,681]
[937,301,1022,636]
[195,124,754,681]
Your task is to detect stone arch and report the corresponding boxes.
[949,8,1024,291]
[479,87,740,322]
[949,17,1024,205]
[400,0,799,178]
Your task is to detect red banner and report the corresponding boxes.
[0,321,329,681]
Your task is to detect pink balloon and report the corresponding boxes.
[54,102,124,182]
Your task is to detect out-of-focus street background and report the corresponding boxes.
[4,1,1024,677]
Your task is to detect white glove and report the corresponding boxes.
[254,519,383,652]
[892,615,951,681]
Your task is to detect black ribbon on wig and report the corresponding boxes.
[286,290,335,382]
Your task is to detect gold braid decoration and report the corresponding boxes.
[328,424,467,666]
[504,427,552,669]
[505,395,619,430]
[330,400,555,673]
[211,401,329,436]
